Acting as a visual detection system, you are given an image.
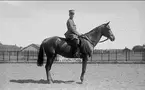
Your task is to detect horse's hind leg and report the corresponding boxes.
[45,54,56,84]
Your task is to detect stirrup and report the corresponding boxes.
[74,51,80,58]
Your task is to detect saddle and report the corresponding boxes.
[65,35,87,45]
[65,35,93,58]
[65,37,81,58]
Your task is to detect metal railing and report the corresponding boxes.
[0,50,145,63]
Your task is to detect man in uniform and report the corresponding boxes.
[64,10,81,57]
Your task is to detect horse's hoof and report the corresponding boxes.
[47,81,53,84]
[80,79,83,84]
[80,77,83,82]
[80,81,83,84]
[47,80,53,84]
[50,79,53,83]
[81,80,83,84]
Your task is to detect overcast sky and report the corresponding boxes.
[0,1,145,49]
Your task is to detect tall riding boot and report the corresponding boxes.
[72,39,80,58]
[73,46,80,58]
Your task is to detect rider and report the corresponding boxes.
[64,10,81,57]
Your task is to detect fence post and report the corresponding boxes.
[128,51,130,61]
[17,51,19,62]
[27,51,29,62]
[141,50,144,61]
[37,51,38,61]
[141,51,143,61]
[101,51,103,61]
[143,50,145,61]
[33,51,34,60]
[126,50,127,61]
[3,51,4,61]
[9,51,10,61]
[116,50,117,61]
[91,54,92,62]
[108,50,110,61]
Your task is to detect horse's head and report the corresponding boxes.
[101,21,115,41]
[83,21,115,47]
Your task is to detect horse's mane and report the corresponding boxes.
[84,24,103,35]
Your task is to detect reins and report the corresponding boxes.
[80,34,109,45]
[99,38,109,43]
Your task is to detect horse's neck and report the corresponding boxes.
[85,28,102,47]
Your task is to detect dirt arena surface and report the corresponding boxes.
[0,63,145,90]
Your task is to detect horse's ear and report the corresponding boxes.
[105,21,110,26]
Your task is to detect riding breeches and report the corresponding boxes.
[65,34,79,47]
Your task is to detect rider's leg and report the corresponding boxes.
[65,34,80,57]
[72,38,80,57]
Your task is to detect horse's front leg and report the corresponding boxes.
[80,55,89,83]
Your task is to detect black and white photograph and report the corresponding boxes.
[0,0,145,90]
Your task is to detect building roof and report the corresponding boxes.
[123,47,131,51]
[21,44,40,51]
[132,45,145,51]
[0,42,2,45]
[0,44,20,51]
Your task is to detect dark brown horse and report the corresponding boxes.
[37,22,115,84]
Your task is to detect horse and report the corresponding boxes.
[37,21,115,84]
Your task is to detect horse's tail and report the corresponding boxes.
[37,43,44,66]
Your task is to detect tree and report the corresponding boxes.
[132,45,144,52]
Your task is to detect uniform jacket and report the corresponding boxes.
[65,18,80,39]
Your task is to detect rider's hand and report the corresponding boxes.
[79,33,83,36]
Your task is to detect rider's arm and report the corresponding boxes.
[67,20,80,35]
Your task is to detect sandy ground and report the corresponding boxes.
[0,63,145,90]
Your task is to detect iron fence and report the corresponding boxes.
[91,50,145,63]
[0,50,145,63]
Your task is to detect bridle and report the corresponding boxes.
[80,35,109,48]
[80,24,111,46]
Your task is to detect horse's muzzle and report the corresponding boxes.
[110,35,115,41]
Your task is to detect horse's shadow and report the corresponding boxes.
[10,79,76,84]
